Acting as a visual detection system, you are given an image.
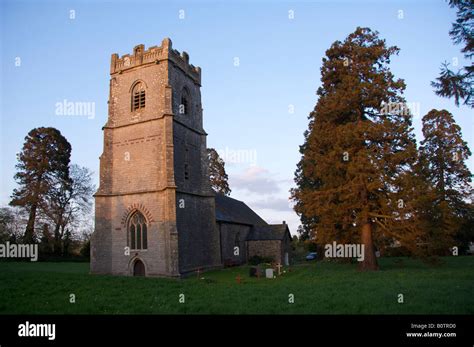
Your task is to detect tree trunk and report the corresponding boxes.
[53,223,62,255]
[359,222,379,271]
[24,203,37,243]
[24,180,42,243]
[60,224,67,255]
[359,177,378,271]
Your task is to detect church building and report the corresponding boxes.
[91,39,291,277]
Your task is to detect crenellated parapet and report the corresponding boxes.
[110,38,201,85]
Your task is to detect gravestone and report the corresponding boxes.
[265,268,274,279]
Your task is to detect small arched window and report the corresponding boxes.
[132,82,146,111]
[128,211,147,250]
[179,88,190,115]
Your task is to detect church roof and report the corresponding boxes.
[215,194,291,241]
[215,194,268,226]
[247,224,290,241]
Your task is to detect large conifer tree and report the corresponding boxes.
[417,109,473,254]
[431,0,473,108]
[10,127,71,243]
[291,27,419,270]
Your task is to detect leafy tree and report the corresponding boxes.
[80,238,91,260]
[454,202,474,254]
[0,207,27,243]
[40,164,94,255]
[207,148,231,195]
[291,27,419,271]
[0,208,14,243]
[431,0,473,107]
[296,225,310,241]
[10,127,71,243]
[39,223,54,256]
[63,229,72,256]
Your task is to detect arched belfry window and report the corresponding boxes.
[179,88,190,115]
[128,211,148,250]
[131,82,146,111]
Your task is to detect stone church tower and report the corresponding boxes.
[91,38,221,277]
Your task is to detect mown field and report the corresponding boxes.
[0,257,473,314]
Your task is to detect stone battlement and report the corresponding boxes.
[110,38,201,84]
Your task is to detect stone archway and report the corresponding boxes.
[133,259,146,277]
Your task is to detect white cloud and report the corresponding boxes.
[249,197,292,212]
[229,166,280,194]
[227,166,300,234]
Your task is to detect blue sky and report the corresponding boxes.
[1,0,472,235]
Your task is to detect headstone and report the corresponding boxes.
[265,268,274,279]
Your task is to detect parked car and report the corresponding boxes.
[468,242,474,255]
[305,252,318,261]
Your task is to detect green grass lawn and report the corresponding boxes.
[0,256,473,314]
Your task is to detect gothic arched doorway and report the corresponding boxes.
[133,259,145,277]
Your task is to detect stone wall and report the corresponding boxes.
[247,235,292,265]
[90,197,112,274]
[176,192,221,273]
[247,240,282,263]
[169,41,220,274]
[218,223,251,265]
[92,190,180,277]
[281,232,292,265]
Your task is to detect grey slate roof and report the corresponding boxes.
[215,193,290,241]
[246,224,290,241]
[215,194,267,226]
